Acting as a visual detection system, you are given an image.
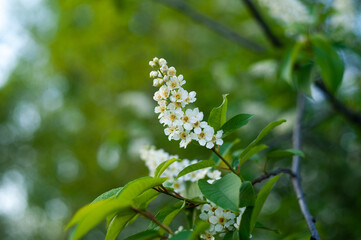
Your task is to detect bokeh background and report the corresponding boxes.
[0,0,360,239]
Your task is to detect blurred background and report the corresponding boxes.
[0,0,360,239]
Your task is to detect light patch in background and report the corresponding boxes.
[97,141,122,171]
[127,137,151,159]
[45,198,69,221]
[0,170,28,219]
[117,91,154,118]
[42,86,64,112]
[13,102,41,135]
[56,151,79,183]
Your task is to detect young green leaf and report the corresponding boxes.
[239,181,256,208]
[92,187,123,203]
[154,158,181,178]
[239,120,286,161]
[239,144,268,168]
[279,41,304,85]
[105,213,137,240]
[198,173,242,212]
[267,149,305,159]
[208,94,228,131]
[221,114,254,137]
[189,220,210,240]
[311,34,344,93]
[123,230,161,240]
[176,160,215,179]
[295,62,314,96]
[250,174,282,232]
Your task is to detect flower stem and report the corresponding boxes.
[211,148,239,177]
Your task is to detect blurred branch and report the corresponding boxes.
[153,0,266,53]
[315,79,361,130]
[252,168,295,185]
[241,0,282,47]
[291,94,321,240]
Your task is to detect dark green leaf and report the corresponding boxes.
[221,114,254,137]
[267,149,305,159]
[255,222,281,234]
[124,230,161,240]
[208,94,228,130]
[239,181,256,208]
[295,62,314,96]
[279,41,304,85]
[168,230,192,240]
[198,173,242,212]
[250,174,282,232]
[189,220,210,240]
[239,120,286,161]
[176,160,215,179]
[239,144,268,168]
[311,34,344,92]
[239,207,253,240]
[224,231,234,240]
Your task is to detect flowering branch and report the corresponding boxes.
[153,0,266,53]
[291,94,321,240]
[241,0,283,47]
[131,206,174,235]
[252,168,295,185]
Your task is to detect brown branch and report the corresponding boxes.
[291,94,321,240]
[241,0,282,47]
[252,168,295,185]
[153,186,206,208]
[153,0,266,53]
[315,79,361,130]
[131,206,174,234]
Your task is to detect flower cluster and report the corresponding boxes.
[140,145,221,196]
[149,57,223,149]
[199,202,246,239]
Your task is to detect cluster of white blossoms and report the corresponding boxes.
[149,57,224,149]
[140,145,221,196]
[199,202,246,239]
[330,0,358,38]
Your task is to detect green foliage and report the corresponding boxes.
[267,149,305,159]
[311,34,345,93]
[208,94,228,131]
[92,187,124,203]
[154,158,181,178]
[239,120,286,165]
[239,144,269,168]
[221,114,254,137]
[176,160,215,179]
[198,173,242,212]
[239,181,256,208]
[168,230,193,240]
[250,174,282,232]
[124,230,161,240]
[279,41,304,85]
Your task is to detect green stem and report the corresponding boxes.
[211,148,239,177]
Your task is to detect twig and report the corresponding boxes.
[315,79,361,130]
[241,0,282,47]
[291,94,321,240]
[211,147,239,176]
[252,168,295,185]
[153,186,207,207]
[131,206,174,234]
[153,0,266,53]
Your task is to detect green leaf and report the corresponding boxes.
[267,149,305,159]
[154,158,181,178]
[71,199,132,240]
[106,213,137,240]
[211,139,239,163]
[176,160,215,179]
[224,231,234,240]
[92,187,123,203]
[239,207,253,240]
[311,34,344,93]
[133,189,160,209]
[117,176,167,200]
[198,173,242,212]
[239,144,268,168]
[148,201,185,234]
[239,181,256,208]
[189,220,210,240]
[221,114,254,137]
[255,222,281,234]
[208,94,228,131]
[168,230,192,240]
[240,120,286,161]
[124,230,161,240]
[295,62,314,96]
[250,174,282,232]
[279,41,304,85]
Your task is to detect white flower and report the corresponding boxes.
[196,126,214,147]
[177,74,186,86]
[170,88,188,103]
[181,109,197,130]
[155,100,167,118]
[206,130,223,149]
[164,125,178,140]
[160,64,168,73]
[149,61,157,68]
[159,58,167,66]
[150,70,158,78]
[161,108,183,126]
[153,90,162,102]
[167,76,180,90]
[159,85,171,99]
[179,127,192,148]
[168,66,176,76]
[183,91,196,105]
[153,78,164,87]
